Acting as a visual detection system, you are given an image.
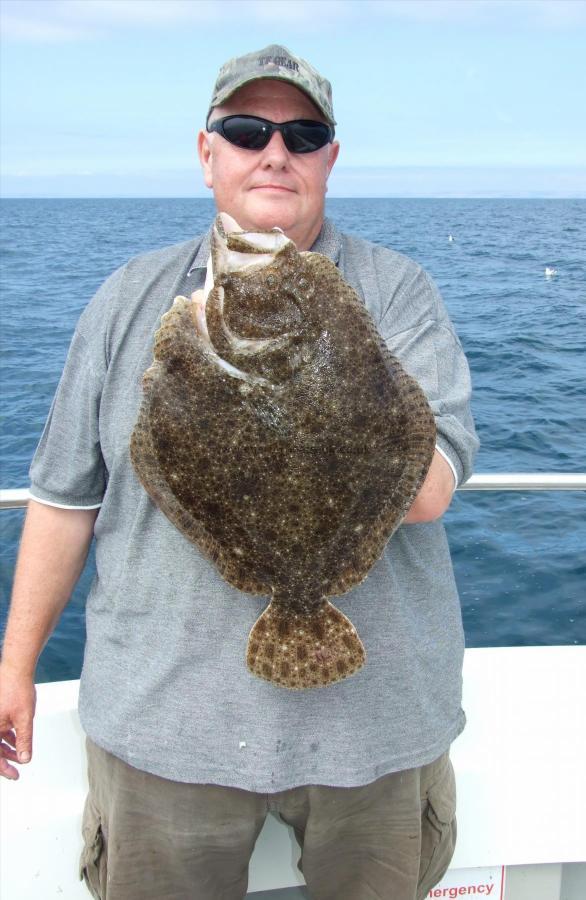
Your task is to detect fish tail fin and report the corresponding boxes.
[247,600,365,690]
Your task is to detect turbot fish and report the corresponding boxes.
[130,213,436,690]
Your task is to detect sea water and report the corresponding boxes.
[1,198,584,680]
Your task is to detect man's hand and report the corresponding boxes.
[0,664,37,780]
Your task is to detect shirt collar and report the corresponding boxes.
[187,231,212,275]
[187,216,341,276]
[309,217,342,263]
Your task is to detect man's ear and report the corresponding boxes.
[197,130,214,189]
[326,140,340,179]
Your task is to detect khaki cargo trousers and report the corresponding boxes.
[80,738,456,900]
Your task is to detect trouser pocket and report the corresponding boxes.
[79,795,107,900]
[417,754,457,899]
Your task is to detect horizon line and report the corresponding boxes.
[2,194,586,201]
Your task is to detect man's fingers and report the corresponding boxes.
[0,754,20,779]
[14,715,33,763]
[0,719,32,779]
[1,746,19,763]
[0,676,37,778]
[0,728,17,750]
[0,734,20,780]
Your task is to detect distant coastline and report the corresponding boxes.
[3,195,586,201]
[2,166,585,200]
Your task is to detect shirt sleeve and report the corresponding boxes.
[29,325,106,508]
[378,262,479,487]
[28,241,135,514]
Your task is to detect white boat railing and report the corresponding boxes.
[457,472,586,491]
[1,481,585,899]
[1,474,585,510]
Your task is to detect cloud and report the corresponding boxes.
[366,0,586,27]
[61,0,220,26]
[529,0,586,26]
[245,0,353,25]
[364,0,489,24]
[1,0,584,43]
[0,2,91,42]
[0,0,201,42]
[0,0,346,42]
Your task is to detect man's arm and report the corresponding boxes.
[402,450,455,524]
[0,500,97,780]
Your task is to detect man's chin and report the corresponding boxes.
[240,199,298,235]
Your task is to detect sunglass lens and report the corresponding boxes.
[284,122,331,153]
[222,117,270,149]
[217,117,331,153]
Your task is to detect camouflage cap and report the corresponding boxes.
[207,44,336,128]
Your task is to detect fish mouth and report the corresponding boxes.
[216,212,240,235]
[212,213,292,280]
[188,214,297,386]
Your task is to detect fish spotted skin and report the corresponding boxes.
[130,214,436,690]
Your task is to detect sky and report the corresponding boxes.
[1,0,585,198]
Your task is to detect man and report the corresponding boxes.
[0,45,478,900]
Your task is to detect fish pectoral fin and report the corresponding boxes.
[246,600,365,690]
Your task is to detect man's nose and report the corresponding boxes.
[260,128,290,166]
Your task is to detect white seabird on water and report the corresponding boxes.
[448,234,454,242]
[544,266,557,277]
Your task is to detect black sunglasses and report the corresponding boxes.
[207,115,334,154]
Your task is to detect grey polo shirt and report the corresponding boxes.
[30,218,478,790]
